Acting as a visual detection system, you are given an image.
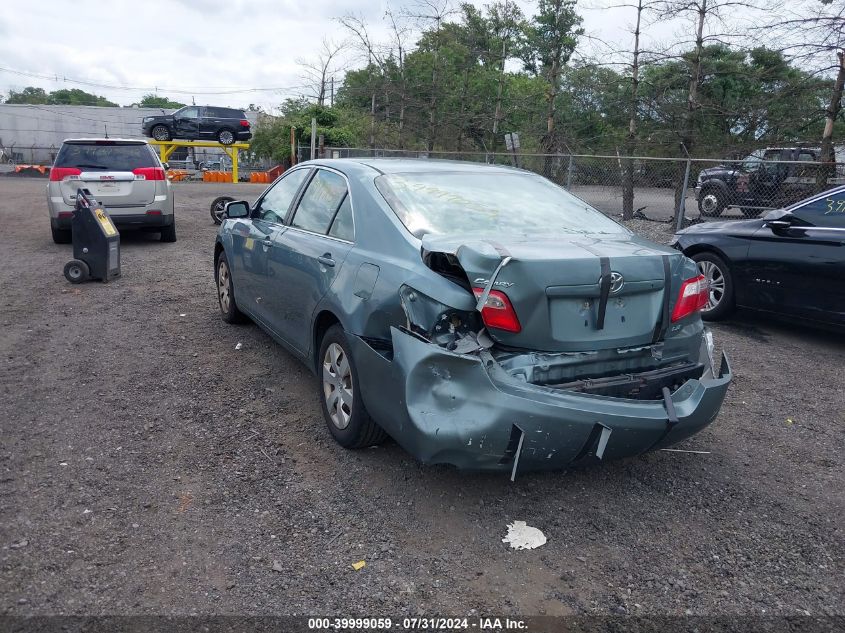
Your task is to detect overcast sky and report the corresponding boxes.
[0,0,757,113]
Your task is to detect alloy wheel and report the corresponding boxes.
[322,343,353,430]
[153,126,169,141]
[219,130,234,144]
[697,260,725,311]
[218,260,231,313]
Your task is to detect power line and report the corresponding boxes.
[0,66,315,96]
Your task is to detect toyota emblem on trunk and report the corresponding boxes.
[609,272,624,294]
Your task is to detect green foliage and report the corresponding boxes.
[138,94,186,109]
[250,101,359,164]
[4,86,118,106]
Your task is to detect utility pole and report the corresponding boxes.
[310,118,317,161]
[290,126,296,166]
[330,76,334,107]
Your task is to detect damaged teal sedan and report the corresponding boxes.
[214,159,731,476]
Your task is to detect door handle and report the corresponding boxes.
[262,239,273,247]
[318,254,335,267]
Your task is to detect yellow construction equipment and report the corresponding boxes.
[148,140,249,184]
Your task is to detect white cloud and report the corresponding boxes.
[0,0,749,112]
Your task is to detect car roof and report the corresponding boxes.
[62,138,148,144]
[303,157,528,176]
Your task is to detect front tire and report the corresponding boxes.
[698,188,726,217]
[151,125,171,142]
[318,324,386,449]
[692,252,735,320]
[217,129,235,145]
[216,251,246,324]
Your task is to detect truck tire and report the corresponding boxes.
[318,324,387,449]
[698,188,726,217]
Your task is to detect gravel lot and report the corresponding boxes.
[1,177,843,618]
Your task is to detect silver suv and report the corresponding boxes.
[47,138,175,244]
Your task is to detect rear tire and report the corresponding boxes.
[216,251,246,324]
[160,217,177,242]
[151,125,171,141]
[210,196,235,224]
[698,188,726,217]
[692,252,735,321]
[318,324,386,449]
[217,129,235,145]
[64,259,89,283]
[51,226,71,244]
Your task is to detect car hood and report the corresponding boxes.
[421,232,693,353]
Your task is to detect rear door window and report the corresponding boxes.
[328,195,354,241]
[55,143,157,170]
[291,170,348,234]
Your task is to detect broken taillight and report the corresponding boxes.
[671,274,709,322]
[472,287,522,333]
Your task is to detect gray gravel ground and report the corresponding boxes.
[0,177,843,618]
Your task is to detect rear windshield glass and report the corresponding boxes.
[375,171,627,238]
[55,143,157,170]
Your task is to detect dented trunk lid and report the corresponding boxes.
[422,233,688,353]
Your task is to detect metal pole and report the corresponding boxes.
[676,143,692,231]
[566,154,574,189]
[290,126,296,166]
[310,118,317,161]
[676,157,692,232]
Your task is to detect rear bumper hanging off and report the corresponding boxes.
[350,327,732,473]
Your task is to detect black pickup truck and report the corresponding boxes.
[695,147,827,218]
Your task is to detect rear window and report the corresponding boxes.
[375,171,627,238]
[206,107,244,118]
[55,142,157,171]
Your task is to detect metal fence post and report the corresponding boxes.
[566,155,574,189]
[676,156,692,232]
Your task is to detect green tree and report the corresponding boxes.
[5,87,49,104]
[48,88,118,107]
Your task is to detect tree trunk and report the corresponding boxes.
[675,0,706,221]
[622,0,643,221]
[458,68,469,152]
[819,49,845,191]
[491,39,507,154]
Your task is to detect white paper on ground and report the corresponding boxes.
[502,521,547,550]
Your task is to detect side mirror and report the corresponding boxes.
[224,200,250,219]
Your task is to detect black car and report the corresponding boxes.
[673,185,845,329]
[141,106,252,145]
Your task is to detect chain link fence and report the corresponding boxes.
[307,146,845,225]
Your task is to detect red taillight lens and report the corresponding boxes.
[57,211,73,219]
[239,120,250,127]
[133,167,166,181]
[671,274,709,322]
[472,287,522,333]
[49,167,81,181]
[146,209,162,216]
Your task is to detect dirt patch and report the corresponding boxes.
[1,179,842,617]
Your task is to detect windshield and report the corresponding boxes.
[55,143,157,171]
[375,171,627,238]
